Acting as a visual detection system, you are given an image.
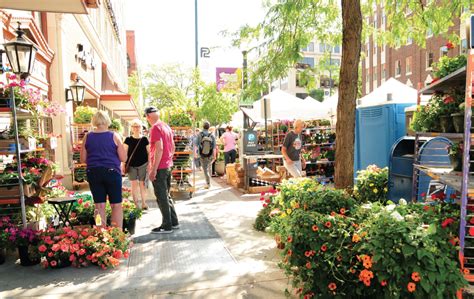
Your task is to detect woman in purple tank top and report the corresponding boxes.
[80,111,127,228]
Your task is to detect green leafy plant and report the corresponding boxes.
[73,106,97,124]
[109,119,123,133]
[168,112,193,127]
[433,55,467,79]
[353,165,389,203]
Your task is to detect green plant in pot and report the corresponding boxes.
[453,102,474,133]
[73,106,97,124]
[109,119,123,133]
[433,54,467,79]
[448,142,463,172]
[432,93,457,133]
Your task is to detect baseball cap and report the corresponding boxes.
[144,106,158,116]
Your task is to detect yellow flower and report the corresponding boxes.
[354,186,358,191]
[369,183,374,187]
[383,187,388,192]
[290,200,297,208]
[373,189,378,194]
[281,212,287,218]
[286,208,292,215]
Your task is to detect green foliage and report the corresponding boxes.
[73,106,97,124]
[433,55,467,79]
[309,89,325,102]
[109,119,123,133]
[354,165,388,203]
[197,84,239,126]
[254,203,273,232]
[168,112,193,127]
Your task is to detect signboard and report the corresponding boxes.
[243,129,258,154]
[216,67,242,92]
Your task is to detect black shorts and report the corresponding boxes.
[86,167,122,204]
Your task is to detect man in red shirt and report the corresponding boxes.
[145,107,179,234]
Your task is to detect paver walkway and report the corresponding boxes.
[0,173,292,298]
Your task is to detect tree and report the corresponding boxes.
[233,0,470,189]
[309,88,325,102]
[197,83,239,126]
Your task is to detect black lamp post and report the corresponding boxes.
[66,78,86,105]
[3,22,38,79]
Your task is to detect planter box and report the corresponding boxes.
[0,139,15,150]
[248,185,274,194]
[0,184,36,198]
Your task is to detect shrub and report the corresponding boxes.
[354,165,388,203]
[73,106,97,124]
[254,203,273,232]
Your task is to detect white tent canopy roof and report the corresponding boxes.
[358,78,417,107]
[234,89,333,125]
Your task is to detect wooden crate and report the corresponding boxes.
[247,185,275,194]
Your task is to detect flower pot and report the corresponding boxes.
[450,155,462,172]
[18,245,40,266]
[123,217,136,235]
[215,161,225,175]
[440,115,454,133]
[0,248,6,265]
[452,113,464,133]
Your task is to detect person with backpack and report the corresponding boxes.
[197,121,217,189]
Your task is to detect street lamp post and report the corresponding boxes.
[194,0,198,68]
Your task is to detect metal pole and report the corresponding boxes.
[194,0,198,68]
[242,50,249,129]
[10,87,27,228]
[329,47,332,96]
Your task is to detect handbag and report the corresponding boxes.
[125,137,143,173]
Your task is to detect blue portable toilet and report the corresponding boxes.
[354,78,417,175]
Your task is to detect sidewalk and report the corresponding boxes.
[0,172,291,298]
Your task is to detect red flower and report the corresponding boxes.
[124,251,130,259]
[407,282,416,293]
[113,250,122,259]
[421,192,426,197]
[265,199,271,203]
[287,236,293,243]
[306,261,311,269]
[328,282,337,291]
[263,203,268,207]
[38,245,47,253]
[444,96,454,104]
[470,218,474,225]
[340,208,346,215]
[78,198,83,205]
[423,205,430,211]
[330,211,336,216]
[69,254,76,262]
[449,237,459,246]
[52,244,60,252]
[411,272,421,282]
[325,221,332,228]
[321,244,327,252]
[305,251,311,257]
[287,249,292,256]
[446,41,454,49]
[441,218,455,228]
[259,197,264,201]
[260,192,266,196]
[469,227,474,236]
[312,225,318,232]
[50,260,57,267]
[381,280,387,286]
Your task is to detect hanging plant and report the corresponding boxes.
[73,106,97,124]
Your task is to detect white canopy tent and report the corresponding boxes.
[358,78,417,107]
[231,89,333,127]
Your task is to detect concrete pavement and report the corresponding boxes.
[0,172,291,298]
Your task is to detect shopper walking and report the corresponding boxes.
[123,119,150,210]
[281,119,306,178]
[80,111,127,228]
[220,125,238,167]
[197,121,217,189]
[209,126,219,177]
[144,107,179,234]
[192,128,201,171]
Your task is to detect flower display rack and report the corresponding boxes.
[71,123,93,189]
[412,50,474,287]
[170,127,195,199]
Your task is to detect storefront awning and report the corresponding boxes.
[0,0,90,14]
[100,94,140,122]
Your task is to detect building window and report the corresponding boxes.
[330,58,340,66]
[302,42,315,52]
[373,68,378,82]
[426,52,434,70]
[395,60,401,77]
[299,57,315,68]
[406,56,412,75]
[440,46,448,57]
[333,45,340,53]
[382,67,386,80]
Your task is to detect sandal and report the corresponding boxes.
[142,204,149,210]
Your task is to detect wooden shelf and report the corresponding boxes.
[0,148,45,155]
[419,66,466,95]
[172,169,193,174]
[0,198,20,205]
[74,163,87,168]
[415,132,471,140]
[414,165,474,196]
[175,151,192,155]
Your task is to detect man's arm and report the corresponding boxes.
[281,134,293,164]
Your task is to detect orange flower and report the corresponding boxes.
[331,211,336,216]
[380,280,387,286]
[363,260,372,269]
[287,249,292,256]
[411,272,421,282]
[464,268,470,275]
[328,282,337,291]
[305,251,311,257]
[306,261,312,269]
[312,225,319,232]
[363,278,371,286]
[287,236,293,243]
[295,202,300,209]
[325,221,332,228]
[321,244,327,252]
[352,234,361,243]
[349,267,356,274]
[340,208,346,215]
[407,282,416,293]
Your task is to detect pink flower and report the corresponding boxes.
[38,245,47,253]
[50,260,57,267]
[52,244,60,252]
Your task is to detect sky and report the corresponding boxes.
[125,0,267,81]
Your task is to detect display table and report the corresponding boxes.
[243,154,283,190]
[48,197,77,227]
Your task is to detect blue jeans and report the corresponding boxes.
[151,168,178,229]
[86,167,122,204]
[224,149,237,166]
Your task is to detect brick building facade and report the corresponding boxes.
[361,10,469,96]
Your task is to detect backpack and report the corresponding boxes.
[199,132,213,158]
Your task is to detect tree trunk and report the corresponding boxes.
[334,0,362,189]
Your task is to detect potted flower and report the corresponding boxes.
[453,102,474,133]
[70,193,95,226]
[105,199,142,234]
[7,226,40,266]
[37,227,79,269]
[448,142,463,172]
[73,106,97,124]
[0,216,13,265]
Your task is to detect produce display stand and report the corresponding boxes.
[170,127,195,199]
[411,50,474,286]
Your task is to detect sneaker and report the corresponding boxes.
[151,227,173,234]
[172,224,180,229]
